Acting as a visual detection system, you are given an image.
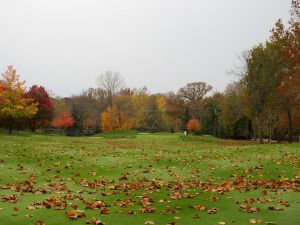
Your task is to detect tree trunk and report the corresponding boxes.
[287,106,293,143]
[248,120,252,140]
[9,124,12,134]
[274,128,280,143]
[268,119,272,144]
[259,130,263,144]
[31,119,36,132]
[258,116,263,144]
[8,117,13,134]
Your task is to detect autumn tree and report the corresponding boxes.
[145,95,163,132]
[51,97,68,115]
[242,43,284,143]
[49,97,76,134]
[101,105,133,132]
[51,111,75,129]
[164,92,185,132]
[70,94,98,135]
[97,71,125,106]
[82,87,111,133]
[178,82,212,118]
[187,119,201,133]
[131,87,151,131]
[201,92,223,137]
[0,66,38,134]
[271,13,300,142]
[291,0,300,21]
[24,85,54,131]
[0,82,5,104]
[101,88,136,131]
[113,89,135,119]
[219,82,249,139]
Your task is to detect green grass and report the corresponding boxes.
[0,132,299,225]
[93,130,139,139]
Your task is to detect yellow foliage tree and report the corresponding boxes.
[0,66,38,134]
[101,105,133,132]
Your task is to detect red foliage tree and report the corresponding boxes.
[187,119,201,132]
[24,85,54,131]
[0,81,5,104]
[51,111,75,129]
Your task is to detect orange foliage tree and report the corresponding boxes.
[271,8,300,142]
[0,66,38,134]
[187,119,201,132]
[101,105,133,132]
[51,111,75,129]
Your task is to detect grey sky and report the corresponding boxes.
[0,0,291,97]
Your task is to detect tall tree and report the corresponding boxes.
[0,66,38,134]
[271,12,300,142]
[291,0,300,21]
[145,95,163,132]
[201,93,222,137]
[24,85,54,131]
[131,87,151,131]
[164,92,185,132]
[70,94,98,135]
[178,82,212,118]
[243,43,284,143]
[220,82,249,139]
[97,71,125,106]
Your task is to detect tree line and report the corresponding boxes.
[0,0,299,143]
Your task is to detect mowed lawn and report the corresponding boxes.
[0,132,299,225]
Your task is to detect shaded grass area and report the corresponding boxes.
[93,130,139,139]
[0,132,299,225]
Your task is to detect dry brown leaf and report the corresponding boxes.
[35,220,46,225]
[249,219,262,224]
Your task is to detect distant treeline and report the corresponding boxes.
[0,0,300,143]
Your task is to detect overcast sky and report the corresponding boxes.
[0,0,291,97]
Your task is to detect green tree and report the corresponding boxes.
[243,43,284,143]
[201,93,222,137]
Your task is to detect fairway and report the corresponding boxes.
[0,132,299,225]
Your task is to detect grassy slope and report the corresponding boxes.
[0,132,299,225]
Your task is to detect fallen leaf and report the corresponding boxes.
[35,221,46,225]
[268,206,284,211]
[193,213,200,219]
[193,204,207,211]
[250,219,262,224]
[85,217,106,225]
[24,214,33,218]
[65,210,86,220]
[100,207,110,215]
